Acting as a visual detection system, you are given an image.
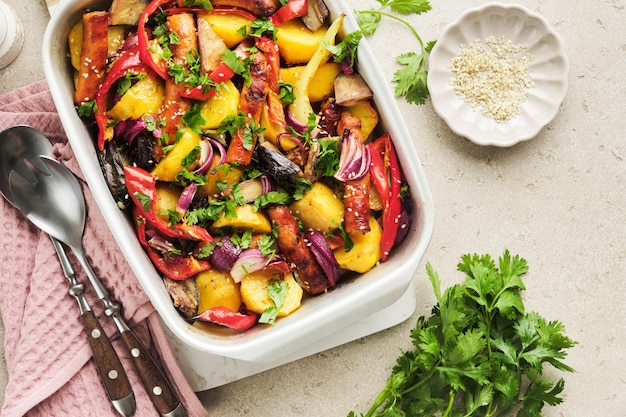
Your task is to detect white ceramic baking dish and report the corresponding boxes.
[42,0,434,362]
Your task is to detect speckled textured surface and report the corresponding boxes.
[1,0,625,416]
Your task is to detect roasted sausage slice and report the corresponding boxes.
[74,11,109,105]
[267,205,330,295]
[344,173,371,235]
[210,0,277,16]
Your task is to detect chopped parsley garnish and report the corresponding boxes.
[314,139,340,177]
[259,279,290,325]
[218,111,247,137]
[185,199,238,225]
[182,102,206,134]
[323,30,363,68]
[253,191,292,211]
[134,192,152,212]
[77,100,96,118]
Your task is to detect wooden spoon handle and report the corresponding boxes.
[120,328,186,417]
[81,310,136,416]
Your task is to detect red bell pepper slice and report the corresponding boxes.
[194,306,258,331]
[268,0,308,26]
[95,44,152,150]
[137,0,177,80]
[178,61,236,101]
[368,133,403,261]
[135,211,211,280]
[124,165,213,241]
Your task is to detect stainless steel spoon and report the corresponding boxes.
[0,125,136,417]
[2,126,186,417]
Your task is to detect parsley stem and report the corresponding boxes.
[398,367,437,397]
[362,379,394,417]
[372,9,426,54]
[442,389,455,417]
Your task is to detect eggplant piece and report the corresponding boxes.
[109,0,150,26]
[98,139,130,209]
[334,73,373,106]
[163,277,198,319]
[256,142,302,180]
[302,0,329,32]
[129,132,156,171]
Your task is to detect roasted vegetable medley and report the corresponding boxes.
[70,0,413,331]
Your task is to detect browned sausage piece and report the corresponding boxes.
[74,11,109,105]
[266,205,330,294]
[344,173,371,235]
[210,0,277,17]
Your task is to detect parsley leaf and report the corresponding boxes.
[258,279,289,325]
[313,138,340,177]
[218,111,247,137]
[253,191,291,211]
[323,30,363,68]
[393,52,429,104]
[182,102,206,134]
[355,0,435,105]
[134,192,151,212]
[348,250,577,417]
[77,100,96,118]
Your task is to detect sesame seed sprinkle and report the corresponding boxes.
[450,36,535,122]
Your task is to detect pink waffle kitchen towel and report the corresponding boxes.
[0,80,208,417]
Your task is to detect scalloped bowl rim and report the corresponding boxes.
[428,2,569,146]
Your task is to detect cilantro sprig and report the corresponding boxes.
[348,250,577,417]
[356,0,435,105]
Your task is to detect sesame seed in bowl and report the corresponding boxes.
[428,3,569,147]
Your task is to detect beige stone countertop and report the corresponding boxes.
[1,0,625,416]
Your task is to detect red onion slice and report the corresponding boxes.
[305,231,341,286]
[285,110,308,135]
[194,140,215,174]
[114,118,146,147]
[209,235,242,272]
[394,208,412,246]
[176,182,197,216]
[147,232,178,255]
[333,130,371,182]
[230,248,271,283]
[260,174,275,194]
[208,138,226,173]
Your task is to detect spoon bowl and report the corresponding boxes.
[8,155,86,249]
[0,125,53,204]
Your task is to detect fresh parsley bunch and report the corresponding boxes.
[349,250,577,417]
[356,0,436,105]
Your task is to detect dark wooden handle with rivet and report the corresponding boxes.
[82,311,136,416]
[120,329,186,417]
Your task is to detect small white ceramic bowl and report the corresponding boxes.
[428,2,569,146]
[43,0,434,362]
